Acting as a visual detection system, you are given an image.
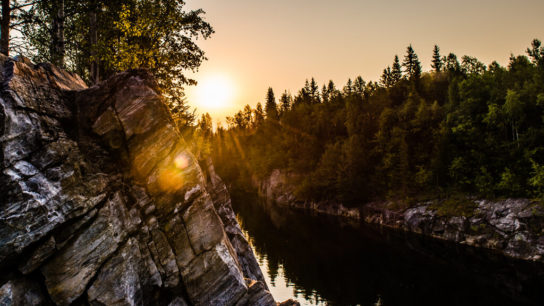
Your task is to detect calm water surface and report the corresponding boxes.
[232,194,544,306]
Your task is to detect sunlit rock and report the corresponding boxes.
[0,58,277,305]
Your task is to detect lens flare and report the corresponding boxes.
[175,154,189,170]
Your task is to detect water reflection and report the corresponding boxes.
[232,192,544,306]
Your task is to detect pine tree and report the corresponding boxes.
[327,80,337,99]
[310,77,320,103]
[265,87,278,120]
[391,55,402,83]
[279,91,291,114]
[343,78,354,95]
[321,84,329,103]
[380,67,392,87]
[0,0,37,56]
[526,39,543,65]
[354,76,365,95]
[402,44,422,79]
[431,45,443,72]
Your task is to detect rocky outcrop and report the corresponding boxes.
[256,169,360,219]
[363,199,544,262]
[205,159,267,286]
[258,169,544,263]
[0,55,276,305]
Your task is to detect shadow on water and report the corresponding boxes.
[231,192,544,306]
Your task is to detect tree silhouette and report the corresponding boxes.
[391,55,402,83]
[265,87,278,120]
[431,45,443,72]
[402,44,421,79]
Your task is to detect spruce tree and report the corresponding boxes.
[321,84,329,103]
[327,80,337,99]
[343,78,354,95]
[310,77,320,103]
[354,76,365,95]
[380,67,392,87]
[279,91,292,114]
[265,87,278,120]
[431,45,443,72]
[391,55,402,83]
[402,44,422,79]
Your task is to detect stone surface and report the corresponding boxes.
[235,280,275,306]
[206,159,268,285]
[259,169,544,263]
[0,277,49,306]
[0,59,279,305]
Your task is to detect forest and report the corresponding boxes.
[210,41,544,206]
[3,1,544,207]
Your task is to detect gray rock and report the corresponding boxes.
[1,59,277,305]
[206,159,268,285]
[180,239,247,306]
[0,277,48,306]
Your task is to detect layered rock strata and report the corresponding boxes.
[0,55,275,305]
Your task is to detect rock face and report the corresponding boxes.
[0,56,275,305]
[258,169,544,263]
[362,199,544,262]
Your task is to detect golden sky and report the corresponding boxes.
[184,0,544,123]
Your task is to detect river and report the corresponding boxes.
[231,193,544,306]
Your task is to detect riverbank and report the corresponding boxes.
[255,169,544,263]
[232,192,544,306]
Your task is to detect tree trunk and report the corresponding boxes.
[89,2,99,84]
[51,0,65,67]
[1,0,10,56]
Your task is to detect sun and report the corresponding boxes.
[193,74,235,110]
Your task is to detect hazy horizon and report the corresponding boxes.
[184,0,544,123]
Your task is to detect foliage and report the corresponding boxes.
[20,0,213,130]
[212,40,544,207]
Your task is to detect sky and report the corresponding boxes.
[184,0,544,123]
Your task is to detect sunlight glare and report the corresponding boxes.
[194,74,235,110]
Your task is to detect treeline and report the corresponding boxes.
[211,40,544,206]
[0,0,212,129]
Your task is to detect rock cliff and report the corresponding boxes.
[257,169,544,263]
[0,55,276,305]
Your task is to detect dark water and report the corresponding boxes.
[232,193,544,306]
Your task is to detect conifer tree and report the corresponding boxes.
[279,91,292,114]
[327,80,337,99]
[403,44,421,79]
[321,84,329,103]
[265,87,278,120]
[380,67,392,87]
[354,76,365,95]
[391,55,402,83]
[431,45,443,72]
[526,39,543,65]
[310,77,320,103]
[0,0,36,56]
[343,78,354,95]
[253,102,264,127]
